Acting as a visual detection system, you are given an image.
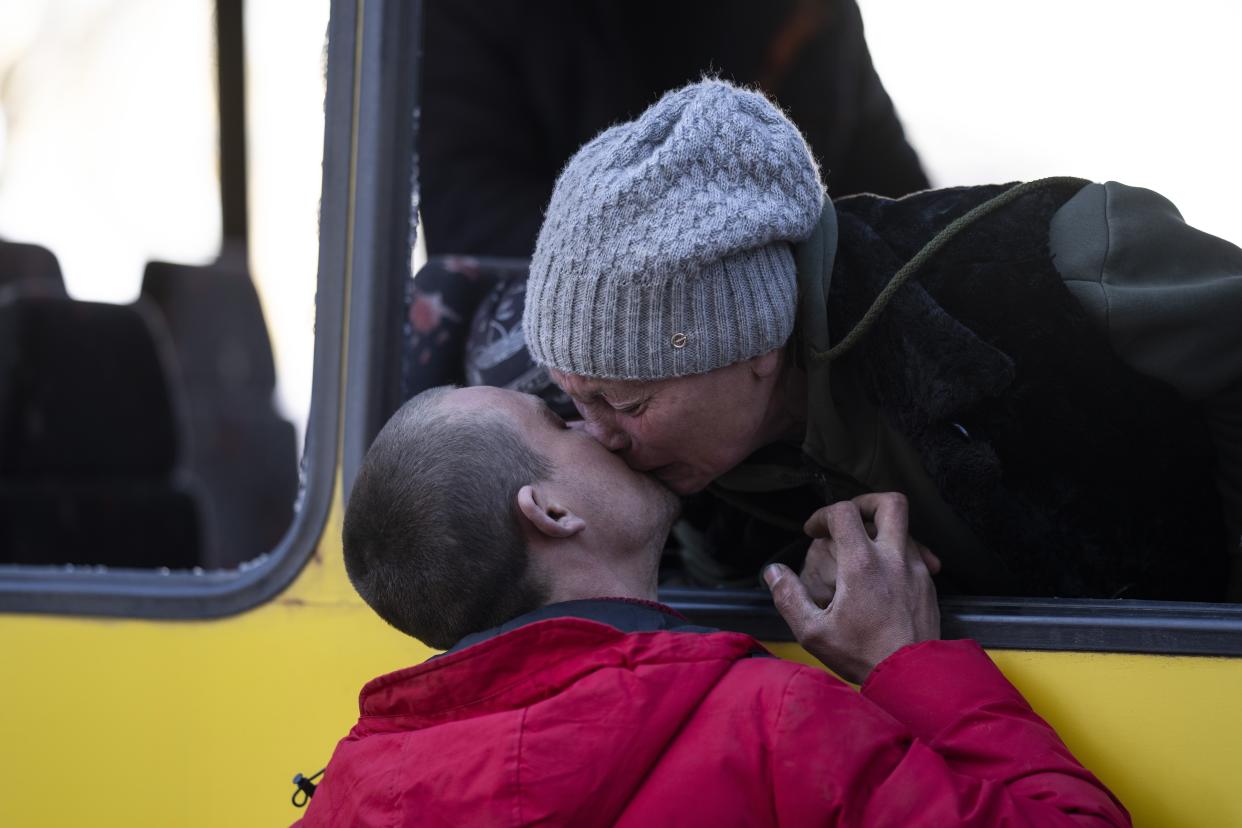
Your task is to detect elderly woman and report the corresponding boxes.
[521,79,1242,600]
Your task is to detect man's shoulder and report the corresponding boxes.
[357,613,784,718]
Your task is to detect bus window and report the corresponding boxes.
[0,1,328,589]
[370,0,1242,655]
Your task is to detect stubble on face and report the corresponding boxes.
[645,473,683,535]
[502,388,683,543]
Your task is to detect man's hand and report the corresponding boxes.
[764,493,941,684]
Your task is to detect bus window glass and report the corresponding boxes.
[0,0,329,572]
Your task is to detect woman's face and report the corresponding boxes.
[548,352,784,495]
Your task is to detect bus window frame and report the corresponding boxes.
[655,588,1242,657]
[0,0,418,619]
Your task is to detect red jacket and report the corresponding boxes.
[295,601,1129,827]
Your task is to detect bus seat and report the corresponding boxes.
[0,482,201,569]
[0,240,67,299]
[139,260,296,569]
[182,407,297,569]
[0,295,202,569]
[141,260,276,390]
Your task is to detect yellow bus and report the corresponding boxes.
[2,1,1241,825]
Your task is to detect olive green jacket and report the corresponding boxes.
[713,181,1242,595]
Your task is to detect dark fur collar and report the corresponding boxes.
[826,184,1226,599]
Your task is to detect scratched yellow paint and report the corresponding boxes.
[3,488,1240,827]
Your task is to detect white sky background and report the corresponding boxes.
[0,0,221,297]
[0,1,1238,452]
[857,0,1242,242]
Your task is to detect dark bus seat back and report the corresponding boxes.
[0,295,202,568]
[0,296,180,476]
[141,260,277,392]
[140,260,296,568]
[0,240,68,300]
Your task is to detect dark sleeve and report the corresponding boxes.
[1049,181,1242,400]
[1049,181,1242,592]
[776,0,928,199]
[829,0,928,197]
[418,0,552,257]
[771,640,1130,826]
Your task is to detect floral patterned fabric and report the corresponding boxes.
[402,256,574,417]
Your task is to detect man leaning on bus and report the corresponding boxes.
[293,385,1130,827]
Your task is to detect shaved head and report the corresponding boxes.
[343,387,551,649]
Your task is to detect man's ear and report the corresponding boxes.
[748,348,782,380]
[517,484,586,539]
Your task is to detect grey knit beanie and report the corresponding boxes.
[523,79,825,381]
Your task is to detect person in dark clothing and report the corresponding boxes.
[295,384,1130,826]
[419,0,927,258]
[521,80,1242,600]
